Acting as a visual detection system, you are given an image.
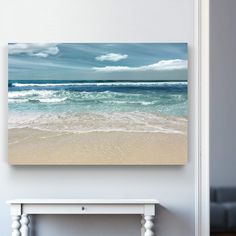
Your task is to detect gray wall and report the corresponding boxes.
[210,0,236,187]
[0,0,198,235]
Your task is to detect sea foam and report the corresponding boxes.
[8,111,187,134]
[9,80,188,132]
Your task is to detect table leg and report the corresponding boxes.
[21,214,30,236]
[144,215,154,236]
[12,215,21,236]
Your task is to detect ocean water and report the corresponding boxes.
[8,80,188,134]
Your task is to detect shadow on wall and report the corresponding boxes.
[28,205,193,236]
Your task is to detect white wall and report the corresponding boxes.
[0,0,198,235]
[210,0,236,187]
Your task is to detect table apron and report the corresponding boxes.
[20,204,155,215]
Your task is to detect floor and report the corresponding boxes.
[211,234,236,236]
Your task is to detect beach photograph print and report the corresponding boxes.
[8,43,188,165]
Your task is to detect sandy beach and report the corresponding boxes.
[8,128,187,165]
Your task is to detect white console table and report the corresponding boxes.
[7,199,159,236]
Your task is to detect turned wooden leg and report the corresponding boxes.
[21,214,30,236]
[12,215,21,236]
[141,215,145,236]
[144,215,154,236]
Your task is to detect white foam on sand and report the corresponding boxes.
[8,111,187,135]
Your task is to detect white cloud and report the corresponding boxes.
[93,59,187,72]
[95,53,128,62]
[8,43,59,58]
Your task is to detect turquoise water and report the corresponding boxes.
[8,80,187,133]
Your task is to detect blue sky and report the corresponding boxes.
[8,43,188,81]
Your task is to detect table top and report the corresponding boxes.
[7,199,159,205]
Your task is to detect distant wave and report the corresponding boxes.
[11,81,187,88]
[8,87,187,117]
[8,89,186,108]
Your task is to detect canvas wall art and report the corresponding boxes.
[8,43,188,165]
